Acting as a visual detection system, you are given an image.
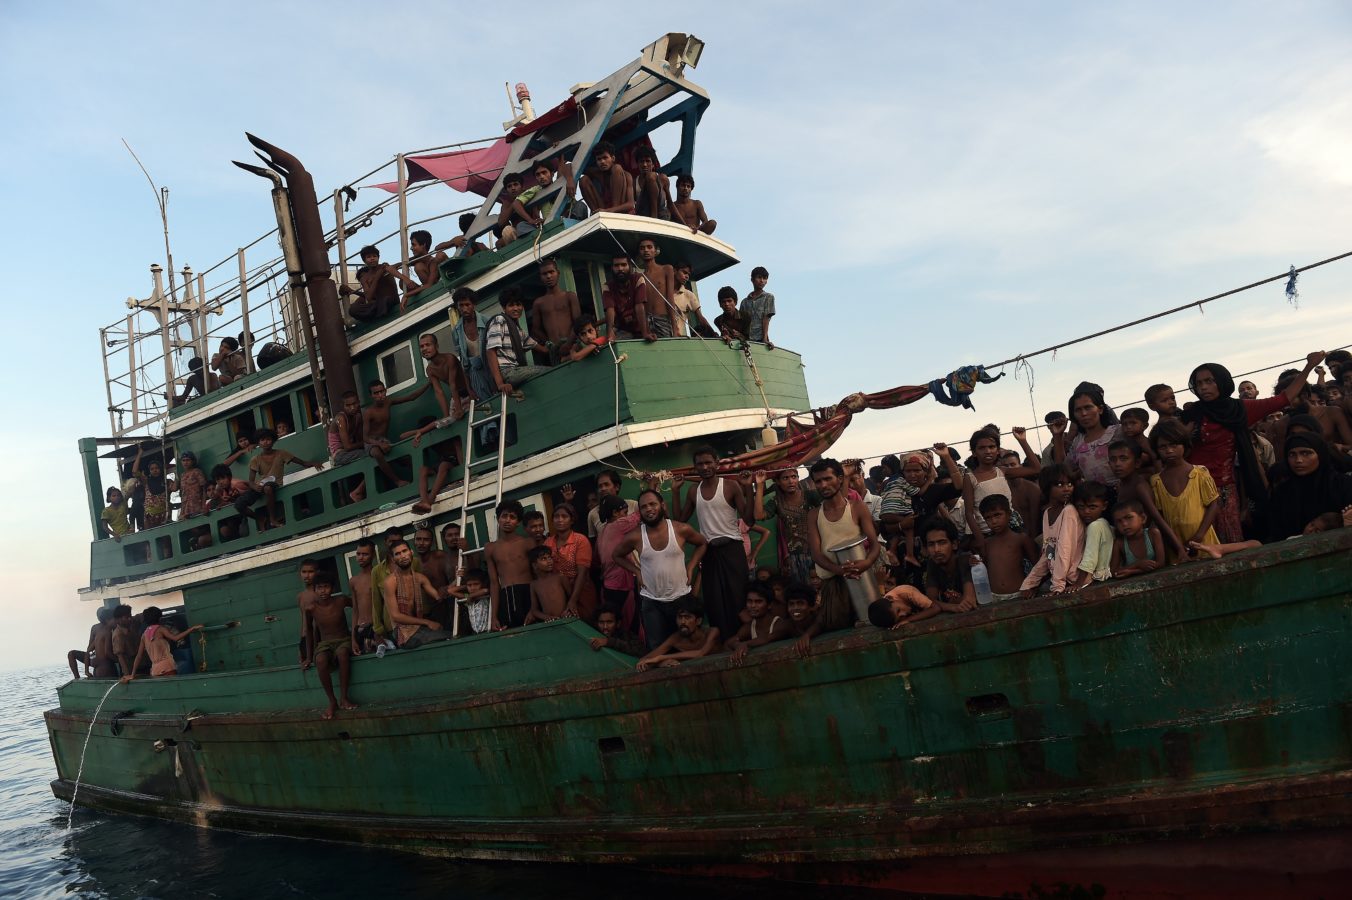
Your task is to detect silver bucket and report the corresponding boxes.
[828,536,878,621]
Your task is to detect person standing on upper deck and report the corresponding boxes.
[739,267,775,350]
[450,287,496,401]
[672,446,752,639]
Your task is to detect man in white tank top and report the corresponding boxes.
[612,489,708,650]
[673,446,752,640]
[806,458,880,636]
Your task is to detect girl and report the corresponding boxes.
[962,427,1040,544]
[545,503,596,622]
[132,445,174,529]
[1019,464,1083,597]
[1058,388,1121,487]
[121,606,202,681]
[1109,499,1164,578]
[1149,418,1220,562]
[176,451,208,518]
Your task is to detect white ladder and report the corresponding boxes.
[452,392,510,636]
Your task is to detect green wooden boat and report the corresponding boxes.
[48,34,1352,899]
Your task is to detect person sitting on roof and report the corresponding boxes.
[672,173,716,235]
[633,146,673,221]
[530,258,581,365]
[169,356,218,407]
[341,245,419,320]
[402,229,444,301]
[514,157,581,238]
[435,212,490,257]
[212,336,247,385]
[492,172,530,246]
[602,253,654,342]
[579,141,635,215]
[486,288,549,400]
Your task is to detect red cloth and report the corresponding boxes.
[369,140,511,197]
[1188,394,1287,488]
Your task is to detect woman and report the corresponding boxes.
[132,446,174,528]
[1058,388,1120,487]
[545,503,597,622]
[121,606,203,681]
[450,287,496,401]
[886,448,964,585]
[1265,433,1352,542]
[1181,352,1323,542]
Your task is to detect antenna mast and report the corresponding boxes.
[121,139,178,303]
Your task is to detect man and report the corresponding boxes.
[523,510,548,546]
[673,445,751,638]
[90,610,117,679]
[530,258,582,364]
[483,500,535,629]
[67,609,109,679]
[355,380,420,498]
[414,526,452,628]
[341,245,418,320]
[635,595,721,672]
[635,237,676,338]
[295,558,320,666]
[752,467,817,584]
[613,488,707,650]
[921,517,977,614]
[334,390,369,470]
[602,254,653,342]
[492,172,529,246]
[382,540,451,649]
[579,141,635,215]
[843,458,882,524]
[806,458,880,632]
[417,333,467,422]
[485,289,549,400]
[349,539,379,654]
[371,526,422,644]
[633,147,674,221]
[586,469,639,540]
[111,605,138,676]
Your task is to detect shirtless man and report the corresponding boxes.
[341,245,418,320]
[382,540,450,649]
[530,258,582,364]
[579,141,635,215]
[417,333,467,422]
[414,526,451,628]
[484,500,535,629]
[635,596,722,672]
[361,380,420,487]
[348,539,378,654]
[403,230,444,301]
[633,147,674,221]
[301,572,358,719]
[295,558,320,666]
[90,611,118,679]
[671,173,716,235]
[636,237,677,337]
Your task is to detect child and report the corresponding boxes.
[1109,500,1164,578]
[963,428,1039,542]
[1304,511,1344,534]
[1067,481,1112,591]
[1144,384,1179,419]
[525,546,569,624]
[1019,464,1084,597]
[633,147,674,221]
[785,582,822,657]
[238,428,325,529]
[1118,408,1157,472]
[523,510,548,546]
[671,173,716,235]
[176,451,207,519]
[568,316,610,362]
[635,596,722,671]
[340,245,418,320]
[713,287,748,343]
[976,494,1038,601]
[671,261,714,337]
[724,585,789,663]
[120,606,202,681]
[446,568,493,634]
[866,583,936,629]
[1149,418,1220,563]
[1107,439,1186,561]
[589,606,646,656]
[100,486,131,542]
[301,572,358,719]
[739,266,775,349]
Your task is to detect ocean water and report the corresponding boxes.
[0,667,895,900]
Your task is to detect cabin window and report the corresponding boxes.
[263,397,294,437]
[572,262,598,319]
[374,454,413,493]
[154,534,174,561]
[427,318,456,359]
[228,411,256,448]
[472,412,517,457]
[297,386,321,429]
[376,342,418,393]
[291,487,323,521]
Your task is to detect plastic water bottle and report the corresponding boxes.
[970,554,995,606]
[375,644,386,659]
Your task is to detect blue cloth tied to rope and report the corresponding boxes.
[928,365,1004,411]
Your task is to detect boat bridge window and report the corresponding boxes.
[572,262,599,319]
[228,412,256,447]
[377,342,418,394]
[297,386,321,430]
[262,397,294,437]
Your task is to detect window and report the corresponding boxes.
[264,397,294,437]
[427,317,456,358]
[376,342,418,393]
[297,386,320,429]
[228,412,256,448]
[572,262,598,319]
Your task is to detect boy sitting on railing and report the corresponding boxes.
[235,428,325,529]
[672,173,716,235]
[341,245,418,321]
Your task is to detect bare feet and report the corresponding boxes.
[903,554,920,567]
[269,518,285,529]
[322,703,337,720]
[339,698,358,711]
[1188,540,1222,560]
[349,488,365,503]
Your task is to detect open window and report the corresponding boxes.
[376,342,418,394]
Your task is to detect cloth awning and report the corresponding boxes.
[369,139,512,197]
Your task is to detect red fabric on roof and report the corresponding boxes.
[369,139,511,197]
[506,96,579,142]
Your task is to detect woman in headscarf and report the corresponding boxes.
[1180,351,1324,542]
[131,445,174,528]
[1265,432,1352,541]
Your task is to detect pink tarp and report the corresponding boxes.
[369,139,511,197]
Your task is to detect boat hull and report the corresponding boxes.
[49,530,1352,897]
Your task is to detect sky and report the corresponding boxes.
[2,1,1351,672]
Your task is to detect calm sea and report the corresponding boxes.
[1,667,910,900]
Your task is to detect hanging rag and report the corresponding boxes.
[927,365,1004,411]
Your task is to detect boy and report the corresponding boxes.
[671,173,716,235]
[636,237,676,337]
[1107,439,1185,561]
[1108,500,1164,578]
[740,266,775,349]
[100,486,131,542]
[1144,384,1179,420]
[301,572,358,719]
[341,245,418,320]
[485,289,548,400]
[589,605,646,656]
[492,172,529,245]
[348,538,379,654]
[112,604,138,677]
[485,500,535,628]
[236,428,325,529]
[635,596,722,671]
[579,141,636,214]
[866,583,937,629]
[671,261,714,338]
[976,495,1037,601]
[633,147,674,220]
[530,258,582,364]
[524,545,569,624]
[713,287,748,344]
[568,315,609,362]
[1066,482,1112,591]
[516,157,580,229]
[211,336,247,385]
[1118,407,1157,472]
[724,584,788,664]
[523,510,548,546]
[295,559,320,666]
[448,568,495,634]
[403,229,443,301]
[922,517,977,613]
[785,582,823,657]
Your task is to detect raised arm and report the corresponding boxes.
[1280,352,1327,404]
[1008,428,1041,476]
[671,474,694,522]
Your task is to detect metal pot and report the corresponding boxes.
[828,536,878,621]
